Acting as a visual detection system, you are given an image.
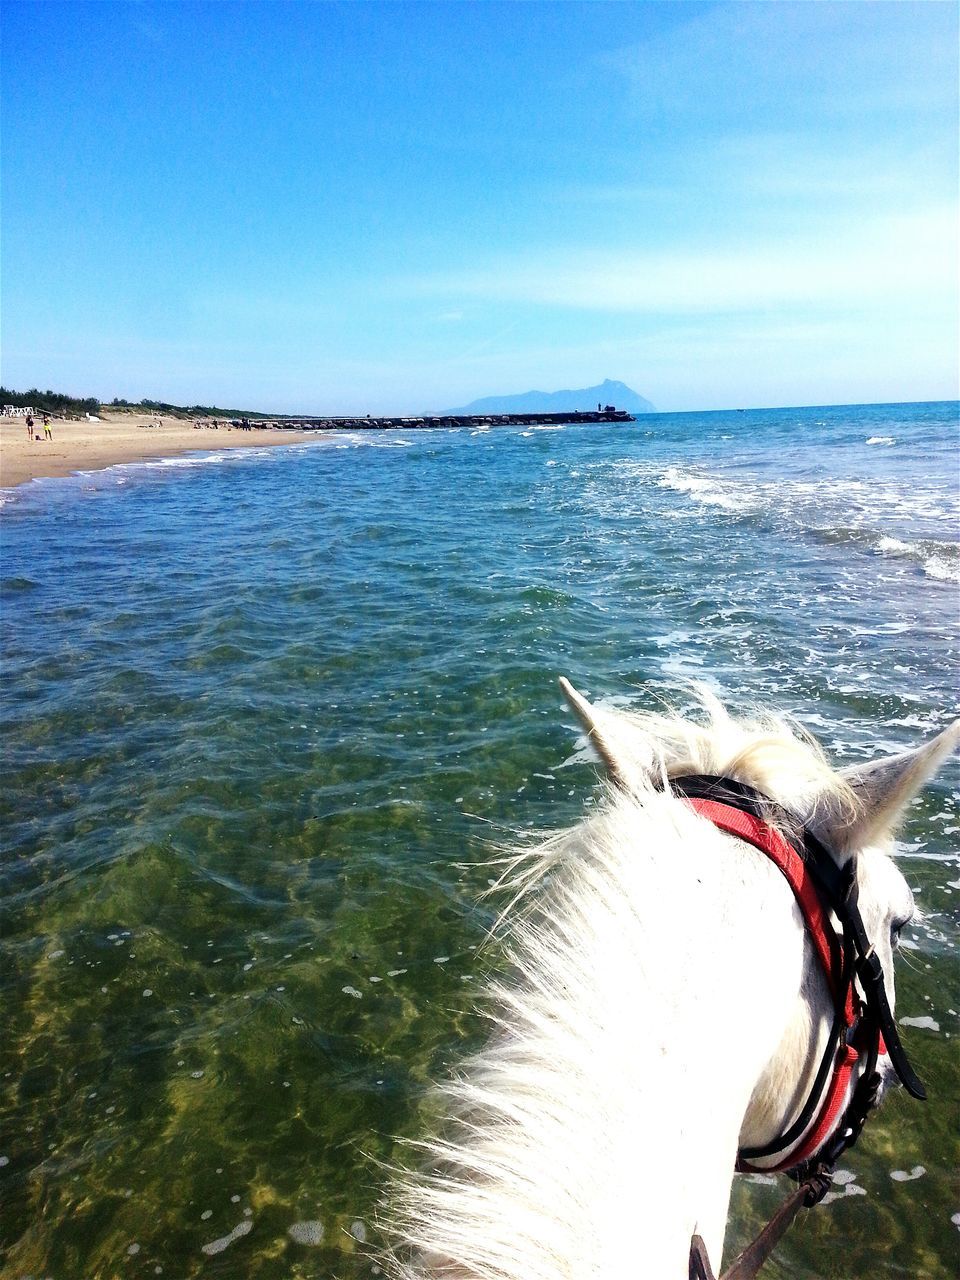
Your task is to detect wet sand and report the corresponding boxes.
[0,413,308,489]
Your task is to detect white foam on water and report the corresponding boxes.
[923,554,960,583]
[876,536,913,556]
[201,1219,252,1255]
[899,1015,940,1032]
[890,1166,926,1182]
[661,655,711,684]
[329,431,416,449]
[653,629,692,648]
[287,1220,324,1245]
[849,621,912,636]
[821,1181,867,1206]
[557,745,598,769]
[657,466,743,512]
[866,436,896,445]
[591,693,640,711]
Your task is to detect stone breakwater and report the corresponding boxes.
[262,410,635,431]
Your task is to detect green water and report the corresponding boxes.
[2,406,958,1277]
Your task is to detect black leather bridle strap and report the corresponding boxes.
[802,827,925,1101]
[835,876,926,1101]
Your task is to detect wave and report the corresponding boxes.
[656,466,744,512]
[652,463,959,582]
[0,575,39,593]
[875,536,960,583]
[328,431,416,448]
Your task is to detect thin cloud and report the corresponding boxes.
[605,3,956,128]
[405,207,956,316]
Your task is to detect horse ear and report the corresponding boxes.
[559,677,652,793]
[833,720,960,851]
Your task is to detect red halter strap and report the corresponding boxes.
[680,794,861,1172]
[684,800,844,999]
[676,774,926,1280]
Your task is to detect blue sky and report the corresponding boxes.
[2,0,957,413]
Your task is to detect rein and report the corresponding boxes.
[667,775,926,1280]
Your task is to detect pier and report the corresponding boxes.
[231,409,635,431]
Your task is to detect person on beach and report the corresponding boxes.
[43,416,52,440]
[25,414,34,441]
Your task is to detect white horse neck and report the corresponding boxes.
[391,791,810,1280]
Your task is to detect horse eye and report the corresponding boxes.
[890,913,912,951]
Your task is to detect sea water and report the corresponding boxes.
[1,401,957,1279]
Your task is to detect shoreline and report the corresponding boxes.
[0,413,310,490]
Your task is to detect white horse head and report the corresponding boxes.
[384,684,958,1280]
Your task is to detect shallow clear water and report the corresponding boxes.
[1,402,958,1278]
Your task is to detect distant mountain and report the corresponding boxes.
[445,379,655,416]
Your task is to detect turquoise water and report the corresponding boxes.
[1,401,958,1279]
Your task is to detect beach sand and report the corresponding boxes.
[0,412,309,489]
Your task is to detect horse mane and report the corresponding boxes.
[379,694,861,1280]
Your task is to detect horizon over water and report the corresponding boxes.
[1,399,958,1279]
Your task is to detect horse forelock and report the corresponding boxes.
[615,695,859,833]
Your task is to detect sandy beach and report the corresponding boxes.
[0,412,308,490]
